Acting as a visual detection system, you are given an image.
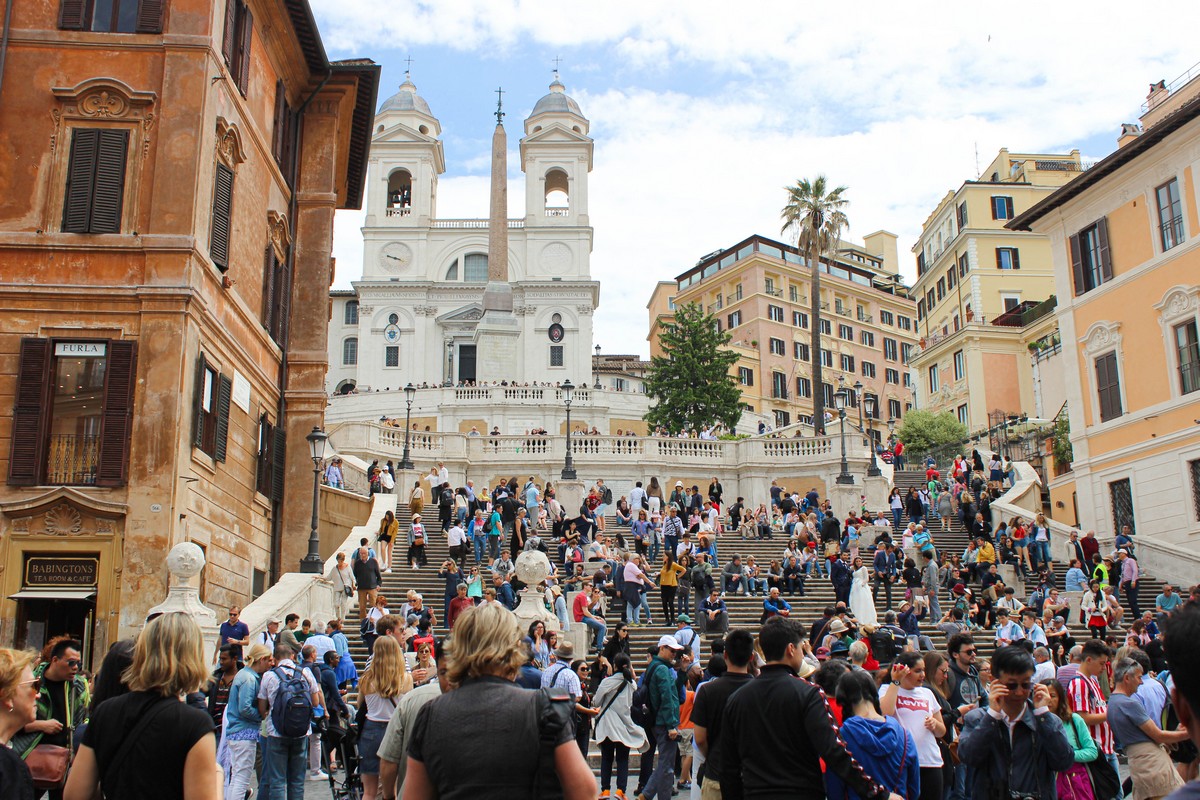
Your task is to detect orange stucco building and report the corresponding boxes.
[0,0,378,662]
[1012,74,1200,585]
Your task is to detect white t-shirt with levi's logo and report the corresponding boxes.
[880,683,943,767]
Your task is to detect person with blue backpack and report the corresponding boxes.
[257,644,323,800]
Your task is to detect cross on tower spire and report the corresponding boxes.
[403,54,414,78]
[552,55,563,76]
[494,86,505,123]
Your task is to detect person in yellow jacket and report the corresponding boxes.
[977,538,997,567]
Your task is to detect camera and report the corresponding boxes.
[1008,793,1039,800]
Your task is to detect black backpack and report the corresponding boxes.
[269,665,314,738]
[868,629,899,665]
[602,486,613,505]
[630,662,663,728]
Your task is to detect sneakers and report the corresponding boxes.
[308,770,329,781]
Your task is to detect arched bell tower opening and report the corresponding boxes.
[387,168,413,217]
[544,168,569,217]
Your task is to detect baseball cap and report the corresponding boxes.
[815,647,831,661]
[677,613,692,624]
[657,635,685,651]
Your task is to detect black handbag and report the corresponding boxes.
[1086,752,1120,799]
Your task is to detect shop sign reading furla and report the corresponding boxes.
[54,342,106,357]
[548,323,564,343]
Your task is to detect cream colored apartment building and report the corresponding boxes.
[649,233,918,431]
[909,149,1084,430]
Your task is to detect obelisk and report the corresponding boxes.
[473,87,521,381]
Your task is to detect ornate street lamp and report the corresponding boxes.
[865,395,881,477]
[399,383,416,470]
[300,426,328,574]
[561,379,577,480]
[834,389,854,485]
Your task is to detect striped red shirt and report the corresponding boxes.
[1068,674,1114,754]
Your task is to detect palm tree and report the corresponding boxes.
[781,176,848,435]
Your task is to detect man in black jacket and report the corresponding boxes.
[721,618,902,800]
[691,629,754,798]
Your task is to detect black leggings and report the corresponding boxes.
[919,766,943,800]
[600,739,631,793]
[661,585,677,621]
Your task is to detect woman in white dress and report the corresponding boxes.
[849,556,879,626]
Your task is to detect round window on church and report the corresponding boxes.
[388,313,399,325]
[551,313,562,324]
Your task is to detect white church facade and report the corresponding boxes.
[326,74,599,396]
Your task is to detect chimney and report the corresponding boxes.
[1146,80,1169,111]
[1117,123,1142,149]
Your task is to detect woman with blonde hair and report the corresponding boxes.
[404,604,596,799]
[221,643,274,800]
[357,635,412,800]
[0,647,39,797]
[65,612,218,800]
[377,509,398,572]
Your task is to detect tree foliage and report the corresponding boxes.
[645,302,742,433]
[895,409,968,454]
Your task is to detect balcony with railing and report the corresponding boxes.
[545,207,570,217]
[1161,215,1185,251]
[385,206,412,218]
[430,219,526,229]
[46,433,99,485]
[857,312,873,323]
[1181,359,1200,396]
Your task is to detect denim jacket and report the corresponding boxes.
[224,666,263,736]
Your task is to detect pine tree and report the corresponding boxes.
[644,303,742,433]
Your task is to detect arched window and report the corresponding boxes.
[387,169,413,217]
[445,260,458,280]
[344,300,358,325]
[545,168,569,216]
[342,337,358,366]
[463,253,488,282]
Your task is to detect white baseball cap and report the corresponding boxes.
[656,635,685,651]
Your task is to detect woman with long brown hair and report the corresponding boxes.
[377,509,398,572]
[357,636,413,800]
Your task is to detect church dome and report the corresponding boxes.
[530,76,584,118]
[379,77,433,117]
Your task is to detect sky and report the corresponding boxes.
[312,0,1200,358]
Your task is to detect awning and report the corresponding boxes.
[8,589,96,601]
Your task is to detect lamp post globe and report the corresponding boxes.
[561,379,577,480]
[300,426,329,573]
[399,382,416,470]
[834,389,854,485]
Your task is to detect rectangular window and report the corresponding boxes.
[916,252,926,277]
[342,337,358,366]
[864,392,879,418]
[957,404,968,424]
[768,305,784,322]
[209,163,234,271]
[860,331,874,347]
[794,342,810,361]
[385,345,400,367]
[885,367,899,385]
[991,196,1014,220]
[840,354,855,372]
[898,315,911,331]
[255,414,286,501]
[1003,295,1020,312]
[956,201,968,229]
[714,293,723,310]
[795,376,811,397]
[1109,478,1135,535]
[901,344,914,364]
[953,350,965,381]
[764,278,776,295]
[1094,350,1123,422]
[771,372,788,399]
[734,284,743,301]
[793,311,808,328]
[838,324,853,340]
[548,345,563,367]
[879,310,894,326]
[903,373,913,389]
[889,398,902,419]
[769,337,785,356]
[926,289,936,311]
[1190,459,1200,522]
[727,311,741,328]
[883,338,898,361]
[958,252,970,278]
[789,285,799,303]
[917,299,925,321]
[271,81,296,180]
[1157,178,1184,251]
[947,266,956,289]
[936,277,946,300]
[738,367,754,386]
[773,410,791,428]
[928,365,940,393]
[822,382,834,408]
[344,301,359,326]
[262,245,290,346]
[1175,319,1200,395]
[58,0,163,32]
[861,361,876,378]
[61,128,128,234]
[1070,218,1113,296]
[820,349,832,368]
[221,0,253,95]
[995,247,1020,270]
[193,354,231,461]
[819,319,831,336]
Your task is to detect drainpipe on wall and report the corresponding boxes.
[269,68,332,584]
[0,0,13,110]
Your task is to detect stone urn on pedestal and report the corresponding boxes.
[145,542,221,664]
[510,549,589,656]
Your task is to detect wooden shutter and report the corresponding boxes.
[8,339,51,486]
[213,374,232,462]
[990,197,998,220]
[90,130,128,234]
[1011,248,1020,270]
[261,245,277,330]
[236,8,253,95]
[1095,352,1122,422]
[62,129,98,233]
[135,0,163,32]
[1068,233,1084,296]
[255,414,273,496]
[271,426,287,502]
[59,0,86,29]
[1096,217,1112,283]
[271,82,286,165]
[210,163,234,271]
[272,257,291,347]
[96,340,137,486]
[221,0,238,66]
[193,353,207,449]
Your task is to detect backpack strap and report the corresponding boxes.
[102,697,173,792]
[531,688,572,800]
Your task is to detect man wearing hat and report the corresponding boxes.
[824,618,851,649]
[641,635,687,800]
[675,614,699,662]
[257,617,280,648]
[662,505,685,564]
[540,640,583,701]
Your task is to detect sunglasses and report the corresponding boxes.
[21,678,41,692]
[66,660,82,668]
[1000,682,1034,692]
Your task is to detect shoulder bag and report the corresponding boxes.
[1078,678,1120,799]
[531,688,574,800]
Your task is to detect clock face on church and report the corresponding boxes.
[378,242,412,273]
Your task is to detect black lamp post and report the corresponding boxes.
[853,378,865,446]
[835,389,854,484]
[399,383,416,470]
[593,345,603,389]
[865,395,881,477]
[561,379,577,480]
[300,426,328,574]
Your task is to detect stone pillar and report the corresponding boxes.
[828,484,861,520]
[476,118,520,381]
[864,474,890,515]
[554,479,585,520]
[146,542,220,664]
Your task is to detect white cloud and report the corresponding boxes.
[321,1,1200,356]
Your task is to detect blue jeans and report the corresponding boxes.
[473,535,486,564]
[581,615,606,649]
[1031,540,1050,570]
[262,736,307,800]
[644,725,678,800]
[892,509,902,529]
